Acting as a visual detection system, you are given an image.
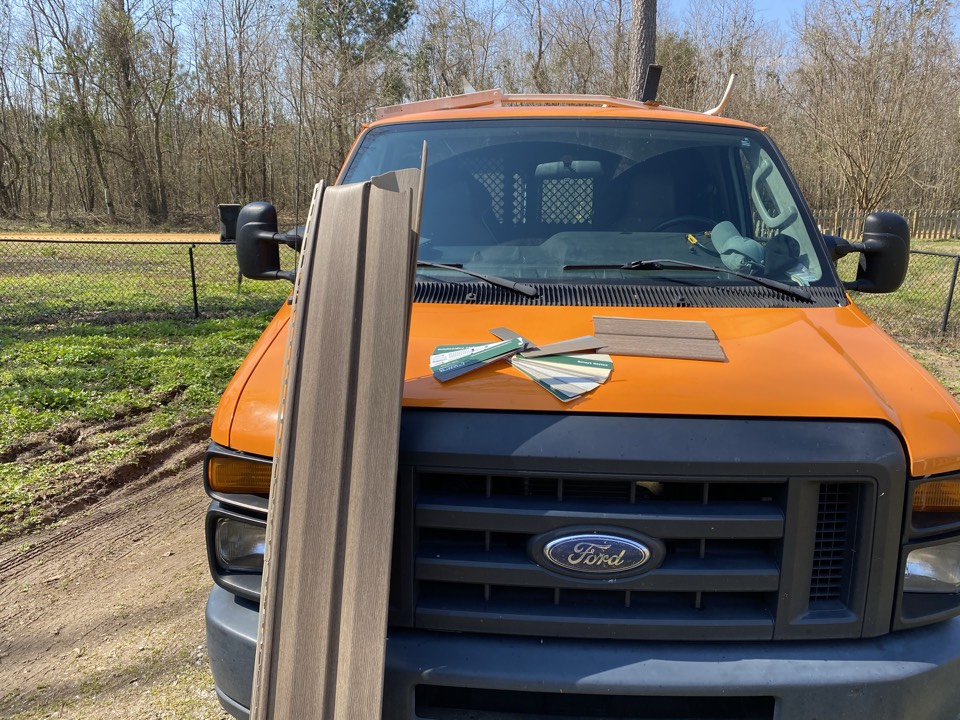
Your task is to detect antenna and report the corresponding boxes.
[640,65,662,103]
[704,74,737,116]
[293,10,307,232]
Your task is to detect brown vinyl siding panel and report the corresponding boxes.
[251,170,421,720]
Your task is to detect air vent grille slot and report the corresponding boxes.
[810,483,859,604]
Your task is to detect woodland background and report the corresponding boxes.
[0,0,956,229]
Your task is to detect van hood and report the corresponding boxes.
[214,302,960,476]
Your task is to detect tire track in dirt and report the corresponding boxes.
[0,432,229,719]
[0,406,208,543]
[0,400,171,464]
[0,439,206,579]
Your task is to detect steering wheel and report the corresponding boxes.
[651,215,716,233]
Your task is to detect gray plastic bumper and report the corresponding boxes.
[206,585,960,719]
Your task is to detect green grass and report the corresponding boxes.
[0,313,279,533]
[0,238,293,536]
[0,240,291,323]
[0,316,272,447]
[913,238,960,255]
[837,250,960,340]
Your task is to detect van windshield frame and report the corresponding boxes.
[340,118,839,294]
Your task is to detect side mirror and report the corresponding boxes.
[236,201,296,283]
[825,211,909,294]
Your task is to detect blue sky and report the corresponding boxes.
[750,0,807,26]
[665,0,808,31]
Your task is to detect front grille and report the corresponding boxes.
[401,470,788,640]
[810,483,859,604]
[390,412,903,642]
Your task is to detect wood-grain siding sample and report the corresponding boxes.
[593,316,718,340]
[593,316,727,362]
[251,169,421,720]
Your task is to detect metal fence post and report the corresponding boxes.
[189,244,200,319]
[942,255,960,335]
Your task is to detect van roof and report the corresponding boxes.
[371,90,760,130]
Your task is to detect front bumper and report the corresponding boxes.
[206,585,960,719]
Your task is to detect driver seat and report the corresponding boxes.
[614,148,718,231]
[420,173,499,246]
[615,172,676,231]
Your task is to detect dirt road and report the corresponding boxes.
[0,437,230,719]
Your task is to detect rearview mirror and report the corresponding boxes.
[535,160,603,178]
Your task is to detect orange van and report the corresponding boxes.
[203,92,960,719]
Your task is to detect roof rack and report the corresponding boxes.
[375,89,662,121]
[375,75,739,121]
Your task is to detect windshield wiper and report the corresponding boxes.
[562,258,813,302]
[417,260,540,298]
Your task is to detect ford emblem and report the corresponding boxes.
[530,528,664,578]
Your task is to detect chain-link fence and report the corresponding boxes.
[2,237,958,344]
[838,250,960,341]
[0,239,294,325]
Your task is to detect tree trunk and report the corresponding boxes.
[78,141,96,213]
[69,73,116,220]
[45,141,53,221]
[531,0,547,93]
[629,0,657,101]
[153,114,169,221]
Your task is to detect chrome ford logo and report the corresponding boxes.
[531,529,663,577]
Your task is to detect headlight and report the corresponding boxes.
[904,541,960,594]
[215,518,266,571]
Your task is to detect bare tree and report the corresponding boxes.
[654,0,786,119]
[188,0,285,205]
[791,0,957,214]
[0,0,957,226]
[27,0,117,220]
[22,6,57,219]
[509,0,631,95]
[0,1,24,216]
[629,0,656,99]
[95,0,162,221]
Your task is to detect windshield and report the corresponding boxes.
[342,119,833,296]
